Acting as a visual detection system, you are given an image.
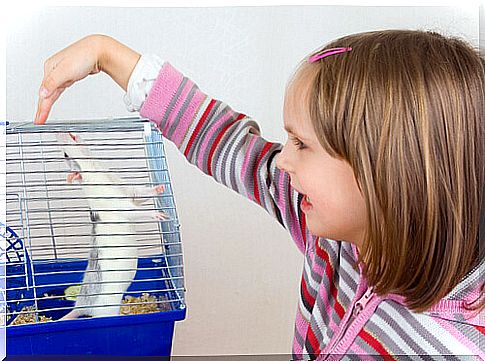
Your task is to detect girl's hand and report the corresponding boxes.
[34,34,141,125]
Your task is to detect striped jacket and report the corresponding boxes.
[140,62,485,359]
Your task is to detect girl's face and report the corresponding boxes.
[276,69,367,246]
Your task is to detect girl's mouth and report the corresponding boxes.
[301,195,313,212]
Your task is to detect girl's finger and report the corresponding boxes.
[35,60,76,124]
[34,88,65,125]
[41,60,87,100]
[41,72,63,99]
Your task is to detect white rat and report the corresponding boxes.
[56,132,168,320]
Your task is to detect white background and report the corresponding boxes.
[5,4,480,357]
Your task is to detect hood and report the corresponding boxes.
[386,258,484,326]
[423,258,484,326]
[350,244,484,326]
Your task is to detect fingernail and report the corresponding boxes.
[39,87,49,98]
[34,110,44,125]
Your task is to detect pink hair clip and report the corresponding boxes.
[309,47,352,63]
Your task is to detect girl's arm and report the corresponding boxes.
[34,35,308,253]
[139,62,308,252]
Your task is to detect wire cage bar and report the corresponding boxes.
[3,117,186,356]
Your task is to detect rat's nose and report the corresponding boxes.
[63,152,69,159]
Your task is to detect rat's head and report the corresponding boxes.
[62,150,81,174]
[56,132,91,174]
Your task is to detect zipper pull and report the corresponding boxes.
[323,286,376,360]
[353,287,375,317]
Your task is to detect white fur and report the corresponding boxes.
[57,133,166,320]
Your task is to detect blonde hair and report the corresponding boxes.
[295,30,484,312]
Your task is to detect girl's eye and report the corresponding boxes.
[290,136,306,150]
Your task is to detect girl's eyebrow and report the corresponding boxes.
[284,124,310,141]
[284,123,299,136]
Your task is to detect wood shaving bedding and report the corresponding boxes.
[8,293,171,325]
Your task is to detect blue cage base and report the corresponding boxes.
[7,257,186,356]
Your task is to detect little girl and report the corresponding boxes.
[34,30,484,359]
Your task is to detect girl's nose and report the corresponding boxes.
[276,143,291,172]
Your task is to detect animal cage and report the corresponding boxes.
[3,117,186,356]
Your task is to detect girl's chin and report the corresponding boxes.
[305,219,327,238]
[306,219,344,242]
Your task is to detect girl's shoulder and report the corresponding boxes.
[369,297,484,356]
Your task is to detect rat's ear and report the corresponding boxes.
[68,133,78,142]
[68,132,84,143]
[56,132,71,144]
[72,133,85,143]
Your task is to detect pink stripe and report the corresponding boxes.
[295,309,310,336]
[289,215,304,252]
[292,340,303,358]
[387,293,406,305]
[288,192,306,252]
[293,310,308,356]
[292,342,303,358]
[327,312,340,335]
[171,90,206,147]
[276,173,305,254]
[197,109,235,169]
[465,283,482,302]
[311,250,325,277]
[140,62,184,131]
[240,136,258,201]
[351,243,363,271]
[276,169,306,253]
[276,172,288,218]
[347,336,372,356]
[309,252,338,330]
[162,80,194,145]
[427,299,482,325]
[311,248,341,335]
[433,317,485,358]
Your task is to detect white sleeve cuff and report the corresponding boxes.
[124,54,164,112]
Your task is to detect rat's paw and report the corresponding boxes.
[66,172,83,184]
[56,132,79,144]
[154,211,170,221]
[56,132,71,144]
[153,184,165,194]
[59,309,81,320]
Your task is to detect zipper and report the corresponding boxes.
[323,286,375,359]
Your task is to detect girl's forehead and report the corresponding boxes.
[284,65,316,128]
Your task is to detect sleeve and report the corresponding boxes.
[124,54,164,112]
[140,62,308,253]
